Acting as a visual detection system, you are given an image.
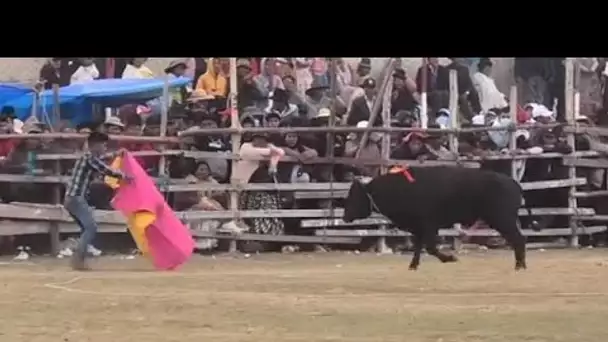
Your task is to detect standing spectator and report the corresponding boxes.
[391,68,419,115]
[39,58,70,89]
[121,58,154,79]
[437,58,482,121]
[232,133,285,236]
[472,58,508,113]
[70,58,100,84]
[302,80,331,119]
[195,58,227,98]
[514,58,551,107]
[346,78,382,126]
[267,88,298,120]
[294,58,313,96]
[281,75,305,107]
[353,58,372,86]
[576,58,602,115]
[415,58,445,111]
[235,59,266,113]
[335,58,354,89]
[254,58,285,109]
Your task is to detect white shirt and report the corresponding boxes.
[70,65,100,84]
[472,72,508,113]
[122,64,154,79]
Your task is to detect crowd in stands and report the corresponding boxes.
[0,57,607,251]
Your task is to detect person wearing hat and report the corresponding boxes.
[235,58,268,113]
[343,120,382,177]
[164,59,191,105]
[391,68,419,115]
[301,79,331,119]
[472,58,508,114]
[103,116,125,135]
[253,58,285,109]
[354,58,372,86]
[391,129,433,162]
[346,77,383,126]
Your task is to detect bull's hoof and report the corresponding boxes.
[441,255,458,263]
[515,263,527,271]
[530,220,542,232]
[408,264,419,271]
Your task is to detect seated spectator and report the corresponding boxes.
[195,58,228,98]
[391,68,419,115]
[236,59,266,112]
[391,131,433,162]
[434,108,451,129]
[254,58,285,109]
[301,80,332,119]
[277,131,317,184]
[344,120,382,177]
[472,58,509,114]
[232,132,285,236]
[265,88,298,120]
[70,58,99,84]
[121,58,154,79]
[104,116,125,135]
[0,107,17,159]
[164,59,190,105]
[425,124,453,160]
[191,112,230,183]
[281,75,304,107]
[347,78,382,126]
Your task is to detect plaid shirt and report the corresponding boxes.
[65,152,124,198]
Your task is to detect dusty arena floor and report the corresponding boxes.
[1,250,608,342]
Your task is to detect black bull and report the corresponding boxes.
[343,167,527,270]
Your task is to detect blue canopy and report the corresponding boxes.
[5,77,192,124]
[0,83,35,107]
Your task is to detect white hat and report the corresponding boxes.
[575,114,590,122]
[12,118,24,134]
[104,116,125,128]
[515,129,530,140]
[317,108,331,118]
[356,120,369,128]
[471,114,485,126]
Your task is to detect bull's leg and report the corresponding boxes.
[487,216,527,270]
[424,229,458,263]
[408,235,423,270]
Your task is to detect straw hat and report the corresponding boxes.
[104,116,125,128]
[187,90,215,103]
[164,59,188,73]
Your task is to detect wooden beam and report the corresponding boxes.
[192,232,361,244]
[313,226,607,238]
[563,157,608,168]
[574,190,608,198]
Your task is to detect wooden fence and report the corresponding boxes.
[1,58,607,254]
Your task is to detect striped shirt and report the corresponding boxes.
[65,152,124,198]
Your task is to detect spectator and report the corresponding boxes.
[281,75,304,107]
[236,59,266,113]
[266,88,298,119]
[310,57,328,87]
[0,111,16,159]
[514,58,552,107]
[164,59,190,105]
[104,116,125,135]
[353,58,372,86]
[344,120,382,177]
[472,58,508,114]
[195,58,228,98]
[294,58,313,96]
[301,80,331,119]
[391,68,419,115]
[346,78,382,126]
[424,124,453,160]
[121,58,154,79]
[576,58,602,115]
[391,131,433,162]
[415,58,443,98]
[437,58,482,120]
[232,132,285,236]
[277,131,316,184]
[70,58,99,84]
[335,58,354,89]
[39,58,70,89]
[254,58,285,109]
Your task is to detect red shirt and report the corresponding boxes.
[0,140,16,157]
[119,143,159,171]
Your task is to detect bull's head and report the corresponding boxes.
[342,178,372,223]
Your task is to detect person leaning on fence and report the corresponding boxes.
[63,132,132,271]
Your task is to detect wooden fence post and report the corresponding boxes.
[228,58,240,253]
[447,70,462,250]
[565,58,579,247]
[49,85,61,255]
[377,59,394,254]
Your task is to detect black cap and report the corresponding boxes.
[360,77,376,89]
[392,68,406,80]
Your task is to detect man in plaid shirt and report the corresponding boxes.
[64,132,131,270]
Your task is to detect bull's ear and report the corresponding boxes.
[354,176,373,185]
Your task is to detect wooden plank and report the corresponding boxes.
[520,178,586,190]
[294,191,348,200]
[0,203,594,224]
[563,157,608,169]
[300,208,595,228]
[192,232,361,244]
[574,190,608,198]
[36,150,182,161]
[314,226,607,238]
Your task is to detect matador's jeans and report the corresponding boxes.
[64,196,99,260]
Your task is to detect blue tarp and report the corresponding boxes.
[0,83,35,108]
[4,77,192,125]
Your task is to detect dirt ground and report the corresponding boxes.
[1,249,608,342]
